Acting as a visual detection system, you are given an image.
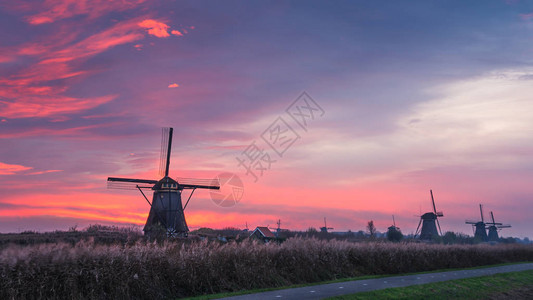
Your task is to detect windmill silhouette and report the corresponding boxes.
[269,219,289,237]
[388,215,400,232]
[107,127,220,237]
[486,211,511,242]
[465,204,488,242]
[320,217,333,233]
[414,190,444,240]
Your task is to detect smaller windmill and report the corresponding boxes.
[486,211,511,242]
[415,190,444,240]
[465,204,488,242]
[320,217,333,233]
[388,215,400,232]
[269,219,288,237]
[243,222,249,232]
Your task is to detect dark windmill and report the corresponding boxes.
[320,217,333,233]
[414,190,444,240]
[388,215,400,232]
[270,219,288,237]
[387,215,403,242]
[465,204,488,242]
[486,211,511,242]
[107,128,220,237]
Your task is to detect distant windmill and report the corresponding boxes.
[465,204,488,242]
[414,190,444,240]
[243,222,249,232]
[320,217,333,233]
[107,127,220,237]
[388,215,400,232]
[486,211,511,242]
[269,219,288,237]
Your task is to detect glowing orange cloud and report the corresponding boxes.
[0,95,115,119]
[139,19,170,38]
[25,0,147,25]
[0,162,33,175]
[27,170,63,175]
[0,193,148,225]
[168,83,179,88]
[171,30,183,36]
[0,18,150,120]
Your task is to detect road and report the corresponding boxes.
[222,262,533,300]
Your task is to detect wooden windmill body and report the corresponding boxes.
[486,211,511,242]
[415,190,443,240]
[465,204,488,242]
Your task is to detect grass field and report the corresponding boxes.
[1,238,532,299]
[327,269,533,299]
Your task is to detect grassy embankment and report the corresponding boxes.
[328,269,533,299]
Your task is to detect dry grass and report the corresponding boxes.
[0,238,532,299]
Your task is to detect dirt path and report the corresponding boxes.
[222,263,533,300]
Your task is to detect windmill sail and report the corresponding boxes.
[159,127,170,177]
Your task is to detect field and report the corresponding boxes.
[1,234,532,299]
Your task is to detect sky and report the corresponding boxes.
[1,0,532,238]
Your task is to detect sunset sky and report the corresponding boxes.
[1,0,532,238]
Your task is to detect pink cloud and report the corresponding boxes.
[24,0,147,25]
[0,19,151,120]
[27,170,63,175]
[0,123,121,139]
[139,19,170,38]
[0,162,33,175]
[171,30,183,36]
[0,95,115,119]
[520,12,533,20]
[168,83,179,88]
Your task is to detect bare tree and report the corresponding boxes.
[367,220,376,238]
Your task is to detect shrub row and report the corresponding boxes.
[1,238,532,299]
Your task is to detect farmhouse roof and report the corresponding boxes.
[251,226,276,238]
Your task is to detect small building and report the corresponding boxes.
[249,226,276,242]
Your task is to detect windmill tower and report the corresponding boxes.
[320,217,333,233]
[486,211,511,242]
[465,204,488,242]
[107,128,220,237]
[415,190,444,240]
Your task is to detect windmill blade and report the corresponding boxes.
[498,224,512,228]
[430,190,437,214]
[108,177,158,184]
[436,218,443,236]
[162,128,173,177]
[158,127,169,177]
[392,215,396,227]
[490,211,496,224]
[107,177,157,190]
[479,204,484,223]
[465,220,478,224]
[175,177,220,190]
[414,219,422,237]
